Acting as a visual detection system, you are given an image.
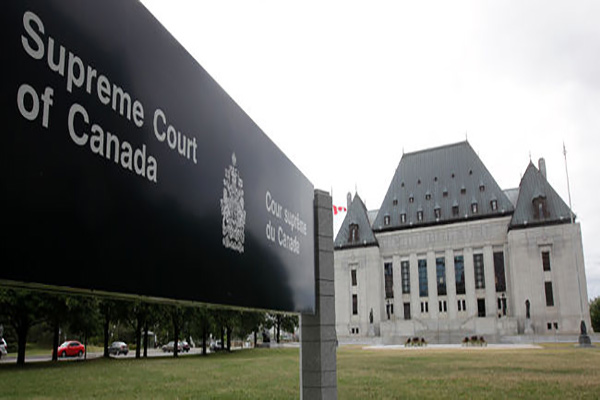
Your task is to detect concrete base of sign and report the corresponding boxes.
[300,190,337,400]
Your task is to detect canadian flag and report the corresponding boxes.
[333,205,347,215]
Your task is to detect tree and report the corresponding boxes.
[98,298,125,358]
[239,311,266,347]
[39,293,69,361]
[67,295,100,360]
[0,288,44,365]
[590,297,600,333]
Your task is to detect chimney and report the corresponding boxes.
[347,192,352,209]
[538,158,547,179]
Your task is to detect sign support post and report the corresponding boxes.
[300,190,337,399]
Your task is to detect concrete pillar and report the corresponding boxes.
[483,246,497,317]
[300,189,337,400]
[446,249,458,320]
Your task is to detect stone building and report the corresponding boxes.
[334,141,591,343]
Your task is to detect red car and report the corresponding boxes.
[57,341,85,358]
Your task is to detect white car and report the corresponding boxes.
[0,338,7,359]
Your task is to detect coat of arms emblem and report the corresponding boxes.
[220,153,246,253]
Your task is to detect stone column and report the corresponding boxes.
[300,189,337,400]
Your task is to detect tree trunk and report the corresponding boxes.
[254,331,257,348]
[202,324,207,356]
[226,326,231,352]
[52,319,59,362]
[276,319,281,344]
[103,314,110,358]
[173,314,179,358]
[143,323,149,358]
[135,319,142,359]
[16,321,28,366]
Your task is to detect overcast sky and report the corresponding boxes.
[140,0,600,299]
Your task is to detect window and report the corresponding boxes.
[477,298,486,317]
[545,281,554,307]
[434,207,441,219]
[417,210,423,221]
[418,259,428,297]
[400,213,406,223]
[542,251,551,271]
[351,269,357,286]
[403,302,411,320]
[497,296,507,316]
[457,299,466,312]
[401,261,410,294]
[436,257,446,296]
[349,223,359,243]
[479,184,485,192]
[452,205,459,216]
[490,199,498,211]
[386,302,394,319]
[425,192,431,200]
[439,300,447,313]
[471,202,478,214]
[533,196,548,219]
[393,199,398,206]
[474,254,485,289]
[443,189,448,197]
[494,252,506,292]
[454,255,465,295]
[420,302,429,313]
[409,195,414,203]
[384,215,390,226]
[384,262,394,299]
[547,322,552,330]
[461,186,466,195]
[352,294,358,315]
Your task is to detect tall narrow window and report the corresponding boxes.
[452,205,459,216]
[477,298,486,317]
[418,259,428,297]
[436,257,446,296]
[403,302,411,320]
[351,269,357,286]
[434,207,441,219]
[349,223,359,243]
[400,213,406,223]
[471,202,478,214]
[417,210,423,221]
[474,254,485,289]
[384,215,390,226]
[384,262,394,299]
[401,261,410,294]
[490,199,498,211]
[494,252,506,292]
[454,255,465,295]
[545,282,554,306]
[352,294,358,315]
[542,251,551,271]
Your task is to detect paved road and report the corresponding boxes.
[0,347,210,364]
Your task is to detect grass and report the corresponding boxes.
[1,344,599,399]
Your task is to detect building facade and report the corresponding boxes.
[334,142,591,343]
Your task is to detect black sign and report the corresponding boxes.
[0,0,315,313]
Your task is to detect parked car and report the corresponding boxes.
[0,338,7,359]
[210,340,222,352]
[161,341,181,353]
[180,341,191,352]
[108,341,129,356]
[57,341,85,358]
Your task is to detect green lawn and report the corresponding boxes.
[2,344,599,399]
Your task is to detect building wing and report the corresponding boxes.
[334,194,378,249]
[509,162,574,229]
